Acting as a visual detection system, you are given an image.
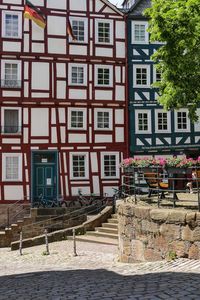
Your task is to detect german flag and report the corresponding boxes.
[24,0,46,29]
[67,20,76,41]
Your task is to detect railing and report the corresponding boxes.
[1,80,21,88]
[0,198,30,229]
[19,199,109,239]
[122,166,200,211]
[1,126,22,134]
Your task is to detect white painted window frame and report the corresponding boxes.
[174,109,190,132]
[135,109,151,134]
[101,152,120,179]
[70,152,89,180]
[95,19,113,45]
[1,107,22,134]
[133,64,150,88]
[2,153,22,182]
[68,63,87,86]
[153,65,162,83]
[131,21,148,44]
[155,109,171,133]
[69,17,88,43]
[1,60,22,86]
[68,107,87,130]
[2,10,22,39]
[95,65,113,87]
[94,108,113,131]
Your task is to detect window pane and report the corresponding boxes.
[5,14,19,37]
[71,111,84,128]
[72,155,85,177]
[97,68,110,85]
[6,156,19,180]
[4,109,19,133]
[97,111,110,129]
[104,155,116,177]
[98,22,110,43]
[138,113,148,131]
[72,20,85,41]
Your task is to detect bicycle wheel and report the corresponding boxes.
[68,199,82,208]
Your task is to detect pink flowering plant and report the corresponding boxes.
[165,157,196,168]
[120,157,167,168]
[121,156,199,169]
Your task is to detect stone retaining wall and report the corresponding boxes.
[11,206,113,250]
[118,203,200,263]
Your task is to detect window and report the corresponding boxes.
[2,11,22,38]
[175,110,190,132]
[135,110,151,134]
[2,153,22,181]
[94,109,112,130]
[155,110,170,132]
[133,65,150,87]
[68,64,87,86]
[68,108,86,130]
[70,17,88,43]
[95,65,113,87]
[70,153,88,179]
[101,152,119,179]
[132,21,148,44]
[1,60,21,88]
[95,20,113,44]
[1,107,21,134]
[154,66,162,83]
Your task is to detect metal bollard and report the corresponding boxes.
[19,231,23,256]
[73,228,77,257]
[44,229,50,255]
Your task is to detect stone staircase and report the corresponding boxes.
[72,213,118,245]
[0,207,86,248]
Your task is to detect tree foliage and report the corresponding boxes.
[145,0,200,121]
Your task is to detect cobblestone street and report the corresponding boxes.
[0,241,200,299]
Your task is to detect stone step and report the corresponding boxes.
[107,218,118,224]
[11,223,18,228]
[111,214,118,218]
[86,231,119,240]
[102,223,118,229]
[95,227,118,234]
[68,235,118,245]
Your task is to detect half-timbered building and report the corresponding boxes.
[0,0,127,203]
[124,0,200,158]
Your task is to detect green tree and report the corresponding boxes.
[145,0,200,121]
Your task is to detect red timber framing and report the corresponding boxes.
[0,0,128,203]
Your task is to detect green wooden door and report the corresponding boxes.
[34,164,56,200]
[32,151,58,204]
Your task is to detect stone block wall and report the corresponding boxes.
[118,203,200,263]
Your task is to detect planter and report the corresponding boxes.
[166,167,192,175]
[166,168,190,191]
[141,166,163,173]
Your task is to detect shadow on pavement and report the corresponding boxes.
[0,269,200,299]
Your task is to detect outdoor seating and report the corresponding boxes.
[144,172,168,199]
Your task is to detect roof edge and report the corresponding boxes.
[101,0,124,16]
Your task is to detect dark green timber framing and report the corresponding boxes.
[127,0,200,158]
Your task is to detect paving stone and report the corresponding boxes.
[1,241,200,299]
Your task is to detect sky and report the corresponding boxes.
[109,0,123,7]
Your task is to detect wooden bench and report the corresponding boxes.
[144,172,169,199]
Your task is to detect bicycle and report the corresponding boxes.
[33,194,61,208]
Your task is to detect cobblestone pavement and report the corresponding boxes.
[1,241,200,300]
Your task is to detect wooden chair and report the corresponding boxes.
[144,172,169,199]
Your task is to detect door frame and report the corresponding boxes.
[31,150,59,204]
